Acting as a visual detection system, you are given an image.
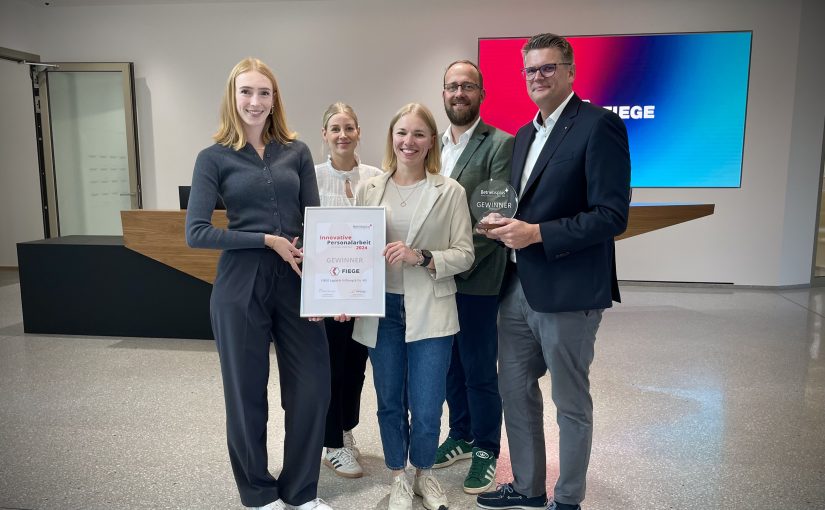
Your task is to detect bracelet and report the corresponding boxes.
[413,248,425,266]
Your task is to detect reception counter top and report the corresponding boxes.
[122,203,715,283]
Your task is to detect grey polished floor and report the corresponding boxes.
[1,276,823,510]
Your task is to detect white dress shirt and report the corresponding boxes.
[440,116,481,179]
[513,91,575,263]
[519,91,575,196]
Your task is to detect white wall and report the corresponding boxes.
[0,1,42,267]
[778,0,825,284]
[1,0,823,286]
[0,57,44,266]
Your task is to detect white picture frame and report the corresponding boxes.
[300,206,386,317]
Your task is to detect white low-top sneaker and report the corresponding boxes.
[388,474,413,510]
[413,472,449,510]
[288,498,333,510]
[342,429,360,458]
[248,500,286,510]
[323,447,363,478]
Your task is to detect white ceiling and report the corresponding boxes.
[18,0,300,6]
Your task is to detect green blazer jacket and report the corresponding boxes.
[442,119,514,295]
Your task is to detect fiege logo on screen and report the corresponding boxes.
[601,104,656,119]
[583,99,656,119]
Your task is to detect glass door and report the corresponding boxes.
[813,134,825,282]
[38,63,141,236]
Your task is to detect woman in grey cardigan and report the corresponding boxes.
[185,57,332,510]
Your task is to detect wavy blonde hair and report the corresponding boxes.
[382,103,440,175]
[214,57,296,150]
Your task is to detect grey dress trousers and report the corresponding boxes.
[212,248,330,506]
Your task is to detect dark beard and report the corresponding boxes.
[445,102,479,127]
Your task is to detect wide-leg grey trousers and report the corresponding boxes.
[211,248,330,508]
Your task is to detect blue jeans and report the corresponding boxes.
[369,293,453,470]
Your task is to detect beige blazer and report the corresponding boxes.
[352,171,474,347]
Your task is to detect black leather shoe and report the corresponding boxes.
[476,483,548,509]
[548,501,582,510]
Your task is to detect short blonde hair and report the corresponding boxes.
[382,103,440,175]
[214,57,296,150]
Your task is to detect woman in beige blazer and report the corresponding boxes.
[353,103,473,510]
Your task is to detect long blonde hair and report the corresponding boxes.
[214,57,297,150]
[382,103,440,174]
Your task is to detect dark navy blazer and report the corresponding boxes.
[510,94,631,313]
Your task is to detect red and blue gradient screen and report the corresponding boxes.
[478,32,752,188]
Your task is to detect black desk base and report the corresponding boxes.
[17,236,214,340]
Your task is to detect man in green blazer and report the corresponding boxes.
[433,59,514,495]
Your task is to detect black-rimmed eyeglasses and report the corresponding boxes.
[521,63,573,80]
[443,82,481,93]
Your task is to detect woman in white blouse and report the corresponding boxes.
[316,103,383,207]
[314,102,381,479]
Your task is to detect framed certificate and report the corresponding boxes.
[300,206,386,317]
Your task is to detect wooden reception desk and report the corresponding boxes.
[617,203,714,240]
[121,210,228,284]
[122,203,714,284]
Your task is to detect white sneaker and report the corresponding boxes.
[323,447,363,478]
[388,474,413,510]
[413,472,449,510]
[248,500,286,510]
[288,498,333,510]
[342,429,360,458]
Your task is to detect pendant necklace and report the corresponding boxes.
[392,178,424,207]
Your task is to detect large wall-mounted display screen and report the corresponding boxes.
[478,32,752,188]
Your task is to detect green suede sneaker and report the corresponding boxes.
[433,437,474,468]
[462,447,497,494]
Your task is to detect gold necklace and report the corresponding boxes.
[392,179,424,207]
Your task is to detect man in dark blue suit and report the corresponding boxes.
[476,33,631,510]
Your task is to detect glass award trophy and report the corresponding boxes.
[470,179,518,229]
